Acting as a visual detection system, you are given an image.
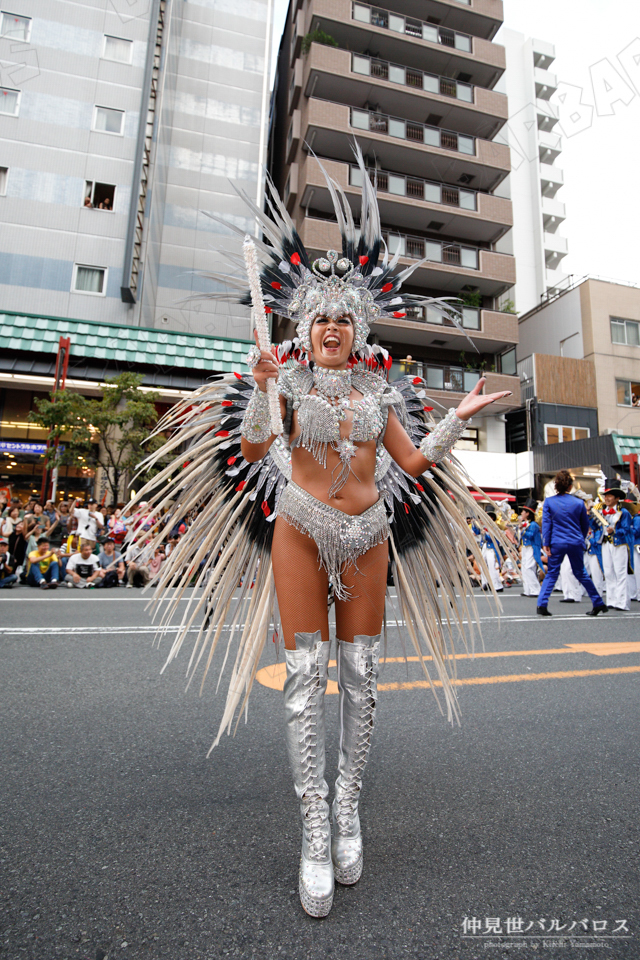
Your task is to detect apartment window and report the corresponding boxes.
[500,348,517,376]
[73,264,107,296]
[616,378,640,407]
[103,35,133,63]
[544,424,590,444]
[611,317,640,346]
[0,166,7,196]
[456,427,479,451]
[0,87,20,116]
[84,180,116,210]
[0,11,31,41]
[93,106,124,135]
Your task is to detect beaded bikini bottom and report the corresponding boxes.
[276,481,390,600]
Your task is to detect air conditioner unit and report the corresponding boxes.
[603,428,621,436]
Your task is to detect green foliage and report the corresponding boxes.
[500,299,517,314]
[29,372,166,504]
[301,29,339,55]
[460,290,482,309]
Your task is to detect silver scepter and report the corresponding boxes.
[242,235,283,436]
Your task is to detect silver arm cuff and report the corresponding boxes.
[419,408,469,463]
[240,385,272,444]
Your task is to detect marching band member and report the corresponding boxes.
[585,505,606,597]
[631,508,640,601]
[537,470,607,617]
[519,498,542,597]
[600,481,634,611]
[481,511,504,593]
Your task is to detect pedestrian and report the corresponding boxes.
[519,498,542,597]
[537,470,607,617]
[26,535,60,589]
[97,537,125,587]
[0,537,18,587]
[70,497,104,547]
[600,481,634,611]
[65,541,103,588]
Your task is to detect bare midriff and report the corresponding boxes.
[288,387,380,515]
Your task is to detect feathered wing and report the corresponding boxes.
[126,372,291,754]
[377,375,516,723]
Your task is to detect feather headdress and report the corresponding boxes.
[202,141,475,353]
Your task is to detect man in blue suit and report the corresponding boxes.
[537,470,607,617]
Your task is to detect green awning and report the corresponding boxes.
[612,435,640,461]
[0,311,253,374]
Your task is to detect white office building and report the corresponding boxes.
[0,0,273,338]
[494,28,569,316]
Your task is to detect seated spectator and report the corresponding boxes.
[43,500,57,526]
[148,546,165,580]
[125,540,152,588]
[2,496,24,519]
[25,521,43,557]
[49,500,73,546]
[27,535,60,589]
[70,497,104,547]
[1,505,22,538]
[8,520,28,575]
[107,507,128,545]
[65,542,103,589]
[97,538,125,587]
[58,533,80,579]
[25,501,50,531]
[0,537,18,588]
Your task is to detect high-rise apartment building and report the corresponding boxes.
[495,29,568,315]
[269,0,521,464]
[0,0,272,338]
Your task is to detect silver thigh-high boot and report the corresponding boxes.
[332,634,381,885]
[283,631,334,918]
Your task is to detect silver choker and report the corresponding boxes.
[313,366,352,401]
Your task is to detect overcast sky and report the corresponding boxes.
[270,0,639,286]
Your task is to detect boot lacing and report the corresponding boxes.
[335,661,377,831]
[299,667,330,861]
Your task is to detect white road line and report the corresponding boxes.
[2,613,640,636]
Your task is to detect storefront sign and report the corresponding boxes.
[0,442,47,454]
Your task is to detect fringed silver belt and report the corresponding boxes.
[276,481,390,600]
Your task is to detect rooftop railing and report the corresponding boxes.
[350,106,476,155]
[352,2,472,52]
[349,164,477,210]
[352,53,474,102]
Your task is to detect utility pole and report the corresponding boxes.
[40,336,71,502]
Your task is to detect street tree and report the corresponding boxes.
[29,372,166,505]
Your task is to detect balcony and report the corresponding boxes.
[532,37,555,71]
[296,155,512,242]
[534,66,558,100]
[543,231,568,267]
[539,161,563,197]
[538,129,561,164]
[388,362,520,412]
[301,43,508,138]
[536,99,558,132]
[375,307,518,352]
[541,195,566,231]
[299,215,516,297]
[300,0,506,88]
[299,99,511,190]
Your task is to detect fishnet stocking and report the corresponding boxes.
[272,516,388,650]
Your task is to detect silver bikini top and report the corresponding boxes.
[278,363,407,497]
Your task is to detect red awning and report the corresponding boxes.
[469,491,517,502]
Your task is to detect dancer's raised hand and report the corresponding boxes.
[455,377,513,422]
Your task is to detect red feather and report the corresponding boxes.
[290,253,301,265]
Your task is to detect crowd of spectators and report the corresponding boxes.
[0,494,196,592]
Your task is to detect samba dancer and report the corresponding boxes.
[129,147,514,919]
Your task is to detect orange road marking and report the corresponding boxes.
[379,666,640,691]
[256,642,640,692]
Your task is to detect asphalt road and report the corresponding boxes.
[1,588,639,960]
